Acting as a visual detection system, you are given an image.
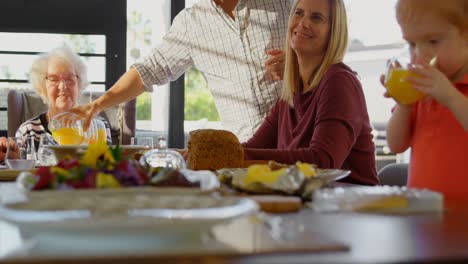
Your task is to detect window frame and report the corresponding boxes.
[168,0,186,148]
[0,0,130,137]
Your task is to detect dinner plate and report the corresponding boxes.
[45,145,149,149]
[44,145,149,160]
[0,169,35,181]
[0,188,258,236]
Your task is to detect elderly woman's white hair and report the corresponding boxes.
[29,45,89,104]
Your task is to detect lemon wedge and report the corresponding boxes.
[296,162,317,178]
[244,165,287,185]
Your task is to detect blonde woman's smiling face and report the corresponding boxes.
[289,0,331,58]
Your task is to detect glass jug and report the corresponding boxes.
[48,111,85,145]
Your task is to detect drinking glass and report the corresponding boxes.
[37,135,58,166]
[94,118,108,144]
[383,57,424,105]
[383,54,437,105]
[82,118,108,145]
[5,137,36,170]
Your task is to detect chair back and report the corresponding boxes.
[7,89,135,144]
[377,163,409,186]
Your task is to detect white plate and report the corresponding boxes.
[0,188,258,236]
[44,145,149,150]
[44,145,150,160]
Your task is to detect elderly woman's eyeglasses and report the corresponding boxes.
[45,75,79,87]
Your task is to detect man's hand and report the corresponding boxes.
[68,102,99,131]
[265,49,285,80]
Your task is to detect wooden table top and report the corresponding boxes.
[0,184,467,264]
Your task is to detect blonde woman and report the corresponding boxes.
[243,0,379,185]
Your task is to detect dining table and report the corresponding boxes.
[1,176,468,264]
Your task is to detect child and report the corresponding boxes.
[386,0,468,200]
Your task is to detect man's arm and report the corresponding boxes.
[71,10,193,128]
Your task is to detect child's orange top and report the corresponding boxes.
[409,74,468,201]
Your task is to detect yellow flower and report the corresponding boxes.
[80,141,115,169]
[96,172,121,188]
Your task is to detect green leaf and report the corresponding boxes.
[110,144,124,162]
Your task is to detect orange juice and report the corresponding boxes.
[385,68,425,105]
[52,127,84,145]
[97,128,107,143]
[86,128,106,144]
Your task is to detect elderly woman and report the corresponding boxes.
[0,46,111,164]
[242,0,379,185]
[18,45,113,150]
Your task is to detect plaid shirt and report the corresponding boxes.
[133,0,291,142]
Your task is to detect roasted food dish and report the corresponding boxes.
[216,161,350,199]
[187,129,244,170]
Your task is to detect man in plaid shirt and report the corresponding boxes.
[73,0,292,143]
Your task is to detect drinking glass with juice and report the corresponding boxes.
[87,118,107,144]
[384,58,425,105]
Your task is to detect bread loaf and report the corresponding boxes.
[188,129,244,170]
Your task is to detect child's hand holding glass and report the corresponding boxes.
[382,55,444,105]
[404,57,460,108]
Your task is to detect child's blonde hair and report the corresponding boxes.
[281,0,348,106]
[396,0,468,35]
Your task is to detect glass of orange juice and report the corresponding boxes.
[94,118,108,144]
[82,118,107,145]
[384,57,425,105]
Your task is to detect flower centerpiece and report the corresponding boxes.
[24,141,150,191]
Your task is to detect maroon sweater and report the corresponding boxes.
[243,63,379,185]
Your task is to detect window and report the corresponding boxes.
[0,33,107,92]
[0,0,127,137]
[344,0,405,167]
[127,0,172,133]
[128,0,189,148]
[344,0,404,124]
